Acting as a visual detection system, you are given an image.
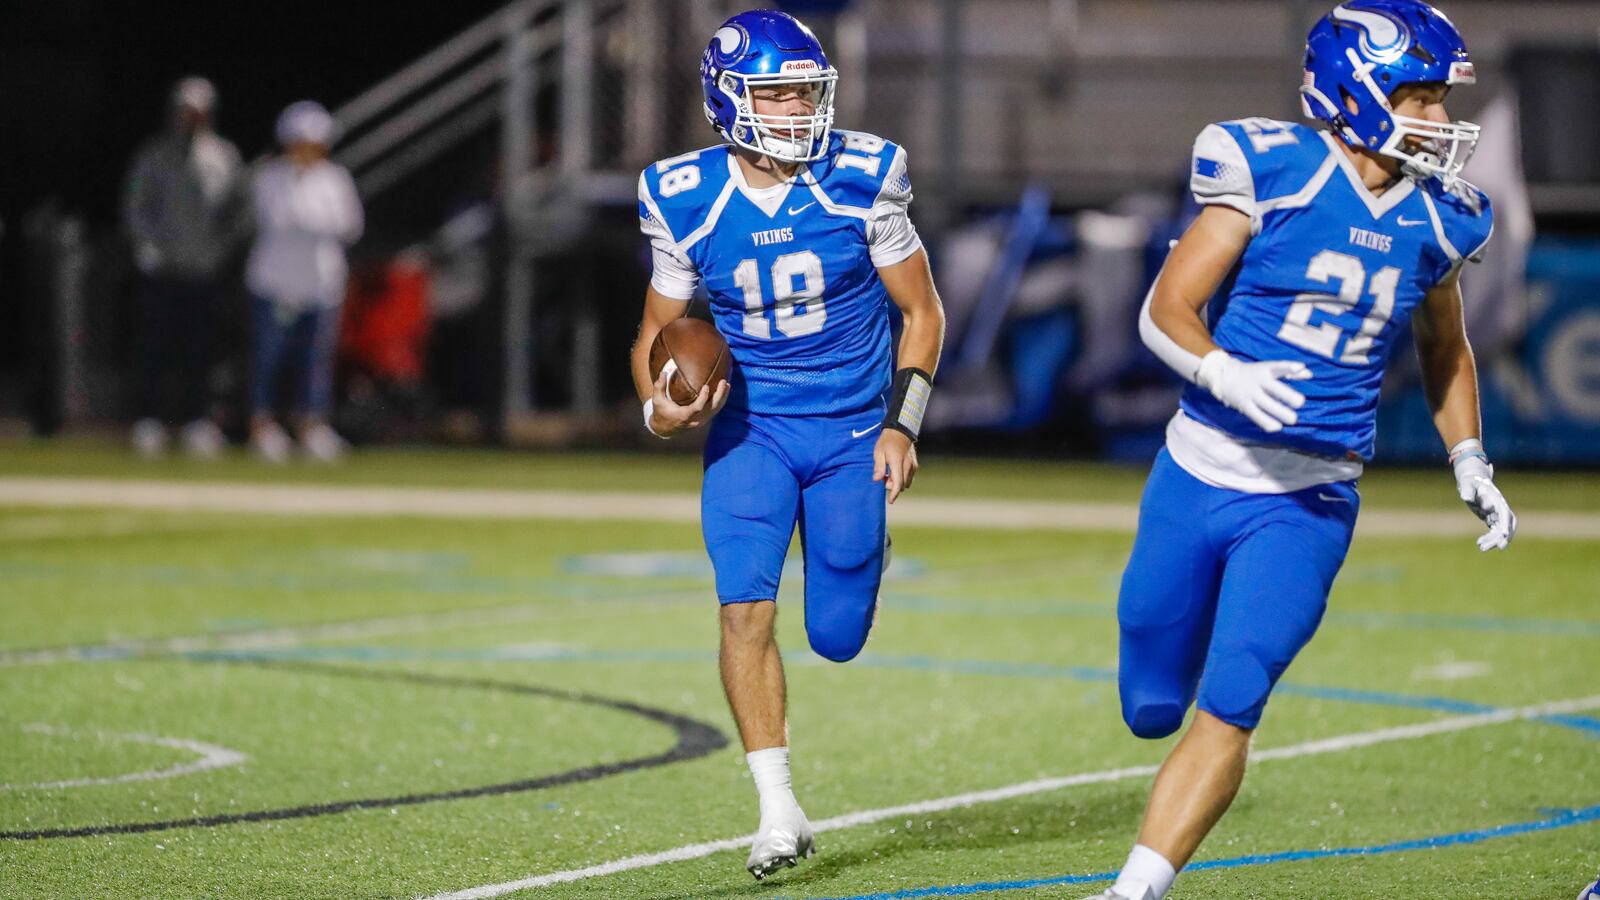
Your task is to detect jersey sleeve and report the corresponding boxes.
[638,171,698,301]
[1456,184,1494,264]
[1190,123,1259,231]
[866,145,922,268]
[1428,179,1495,282]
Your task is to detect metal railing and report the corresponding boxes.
[326,0,648,425]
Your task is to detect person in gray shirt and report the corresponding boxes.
[121,76,251,458]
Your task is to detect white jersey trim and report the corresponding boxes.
[637,171,675,242]
[1466,218,1494,264]
[866,146,922,268]
[725,153,799,218]
[1191,124,1261,235]
[675,177,739,255]
[1165,410,1362,494]
[1258,152,1339,215]
[648,249,698,300]
[801,167,871,220]
[1319,132,1416,220]
[638,171,698,300]
[1419,190,1462,264]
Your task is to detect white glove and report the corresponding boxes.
[1195,349,1311,434]
[1451,440,1516,552]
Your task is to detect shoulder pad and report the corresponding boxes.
[1437,176,1490,218]
[639,145,734,243]
[1424,176,1494,262]
[1212,118,1330,202]
[810,130,904,211]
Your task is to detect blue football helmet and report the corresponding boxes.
[701,10,838,163]
[1301,0,1480,184]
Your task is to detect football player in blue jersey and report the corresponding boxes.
[1084,3,1515,899]
[629,9,945,880]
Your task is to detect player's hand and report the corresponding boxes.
[1454,455,1516,551]
[873,428,917,504]
[1195,349,1311,434]
[647,365,729,437]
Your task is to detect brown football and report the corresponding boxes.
[649,317,730,406]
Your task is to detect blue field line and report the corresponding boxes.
[1269,683,1493,714]
[881,593,1600,639]
[9,554,1600,638]
[1537,715,1600,738]
[179,646,1600,738]
[1327,609,1600,638]
[807,803,1600,900]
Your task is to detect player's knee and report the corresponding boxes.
[719,600,775,646]
[1122,700,1186,739]
[1198,648,1274,729]
[806,617,871,663]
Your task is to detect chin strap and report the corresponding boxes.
[883,367,933,442]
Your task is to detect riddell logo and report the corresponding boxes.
[1449,60,1476,84]
[780,60,819,73]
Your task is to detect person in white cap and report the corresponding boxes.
[245,100,364,462]
[121,75,250,459]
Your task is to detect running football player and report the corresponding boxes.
[1085,3,1515,898]
[630,9,945,880]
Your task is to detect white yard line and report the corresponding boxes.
[3,724,246,790]
[0,476,1595,539]
[1413,661,1494,681]
[419,693,1600,899]
[0,595,694,667]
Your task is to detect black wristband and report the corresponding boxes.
[883,367,933,442]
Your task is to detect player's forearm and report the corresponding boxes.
[1141,206,1251,380]
[630,326,659,404]
[1140,282,1225,385]
[1148,292,1221,363]
[1419,338,1482,449]
[895,302,944,376]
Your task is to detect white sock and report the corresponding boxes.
[746,747,798,820]
[1112,844,1177,900]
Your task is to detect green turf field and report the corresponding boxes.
[2,439,1597,899]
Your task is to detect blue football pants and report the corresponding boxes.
[701,407,888,662]
[1117,448,1359,735]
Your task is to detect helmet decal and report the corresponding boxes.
[712,24,747,63]
[1330,4,1409,64]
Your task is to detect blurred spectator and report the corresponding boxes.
[246,100,364,463]
[121,76,249,458]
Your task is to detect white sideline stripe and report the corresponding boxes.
[420,694,1600,899]
[0,477,1596,539]
[3,723,247,790]
[0,595,691,667]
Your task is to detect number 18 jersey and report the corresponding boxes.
[1182,118,1494,461]
[639,131,922,418]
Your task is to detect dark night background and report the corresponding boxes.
[1,1,509,385]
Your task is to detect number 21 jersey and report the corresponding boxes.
[1182,118,1493,461]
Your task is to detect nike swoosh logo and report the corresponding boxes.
[851,423,882,438]
[1317,492,1351,503]
[1395,216,1428,227]
[787,201,816,216]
